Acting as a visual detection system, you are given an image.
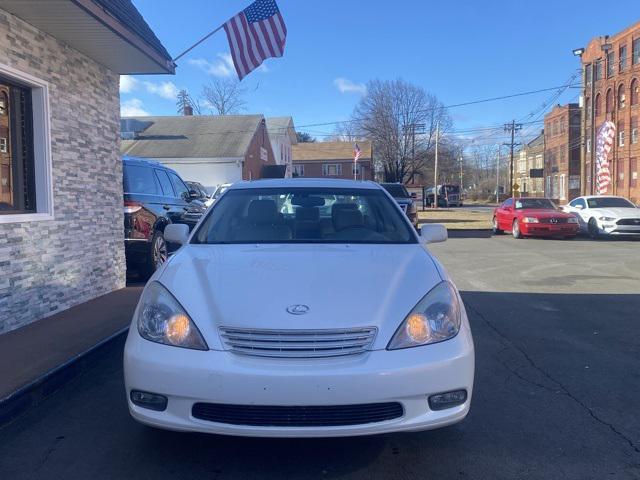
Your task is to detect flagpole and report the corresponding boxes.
[173,24,225,63]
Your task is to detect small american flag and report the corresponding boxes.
[354,143,362,163]
[595,121,616,195]
[223,0,287,80]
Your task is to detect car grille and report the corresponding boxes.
[544,217,569,224]
[218,327,377,358]
[191,402,404,427]
[617,218,640,226]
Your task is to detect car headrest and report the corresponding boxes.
[296,207,320,222]
[248,199,278,224]
[333,209,364,231]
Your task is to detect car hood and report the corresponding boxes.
[158,243,442,350]
[589,207,640,219]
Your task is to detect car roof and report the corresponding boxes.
[122,155,181,177]
[228,179,382,190]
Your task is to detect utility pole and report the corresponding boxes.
[496,147,501,203]
[459,156,463,190]
[504,121,522,197]
[434,122,440,209]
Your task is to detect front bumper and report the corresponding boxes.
[600,223,640,236]
[123,326,475,437]
[520,223,579,237]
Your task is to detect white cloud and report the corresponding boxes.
[189,53,237,78]
[121,98,150,117]
[143,81,179,100]
[334,77,367,95]
[120,75,139,94]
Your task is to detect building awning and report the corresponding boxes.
[0,0,174,74]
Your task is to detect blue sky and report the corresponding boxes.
[122,0,639,146]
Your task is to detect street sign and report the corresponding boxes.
[513,184,520,191]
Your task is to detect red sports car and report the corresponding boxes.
[492,197,580,239]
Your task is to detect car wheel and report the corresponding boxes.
[512,219,523,239]
[145,230,168,277]
[492,217,503,235]
[588,218,601,240]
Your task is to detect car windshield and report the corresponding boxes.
[587,197,636,209]
[381,184,409,198]
[193,187,417,244]
[514,198,556,210]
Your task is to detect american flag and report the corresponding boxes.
[223,0,287,80]
[595,121,616,195]
[354,143,362,163]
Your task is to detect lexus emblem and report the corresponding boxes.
[286,304,310,315]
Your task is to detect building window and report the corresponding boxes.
[322,164,342,176]
[617,160,625,188]
[634,38,640,65]
[606,89,614,114]
[586,65,592,85]
[619,130,625,147]
[632,118,638,144]
[595,60,603,81]
[586,96,591,119]
[586,137,592,153]
[631,79,639,106]
[595,93,602,116]
[631,158,638,188]
[0,137,6,153]
[620,45,628,72]
[292,164,304,177]
[607,50,615,77]
[618,84,626,109]
[559,174,566,200]
[352,163,361,176]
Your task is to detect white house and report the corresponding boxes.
[121,115,277,190]
[266,117,297,178]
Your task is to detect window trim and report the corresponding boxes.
[0,63,53,224]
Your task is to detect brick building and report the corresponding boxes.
[544,104,582,202]
[580,22,640,203]
[292,141,373,180]
[0,1,173,333]
[516,131,545,197]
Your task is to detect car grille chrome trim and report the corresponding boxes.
[616,218,640,226]
[218,326,378,358]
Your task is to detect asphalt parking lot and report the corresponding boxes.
[1,234,639,480]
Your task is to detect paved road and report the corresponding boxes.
[1,235,639,479]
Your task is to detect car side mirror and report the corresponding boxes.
[420,224,448,244]
[164,224,189,245]
[410,192,417,199]
[188,189,200,200]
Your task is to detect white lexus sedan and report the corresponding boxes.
[124,179,475,437]
[562,195,640,239]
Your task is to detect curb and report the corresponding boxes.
[0,327,129,428]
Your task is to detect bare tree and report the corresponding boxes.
[326,121,367,142]
[201,79,246,115]
[176,89,202,115]
[352,79,453,183]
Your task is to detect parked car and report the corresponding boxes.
[210,183,232,204]
[185,181,212,207]
[124,179,475,437]
[379,182,418,228]
[492,197,579,239]
[123,156,207,277]
[561,195,640,239]
[424,185,463,208]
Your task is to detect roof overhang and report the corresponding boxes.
[0,0,174,74]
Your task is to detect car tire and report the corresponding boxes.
[588,218,601,240]
[145,230,168,278]
[512,219,523,239]
[492,217,503,235]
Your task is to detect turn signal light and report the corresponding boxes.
[124,201,143,214]
[130,390,168,411]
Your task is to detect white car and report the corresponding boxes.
[562,195,640,239]
[124,179,475,438]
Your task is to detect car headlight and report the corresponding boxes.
[521,217,539,224]
[599,216,616,222]
[388,281,461,350]
[136,282,208,351]
[567,217,579,224]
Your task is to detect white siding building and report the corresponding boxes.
[266,117,297,178]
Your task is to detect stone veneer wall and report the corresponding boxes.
[0,9,125,333]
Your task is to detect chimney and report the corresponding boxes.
[183,105,193,116]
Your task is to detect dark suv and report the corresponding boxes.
[123,156,206,276]
[380,183,418,229]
